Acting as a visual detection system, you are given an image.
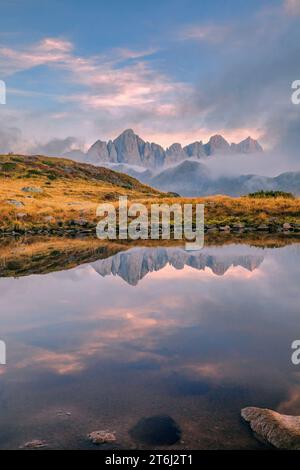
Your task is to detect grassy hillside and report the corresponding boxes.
[0,154,300,234]
[0,154,162,232]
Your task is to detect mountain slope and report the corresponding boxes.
[150,160,211,194]
[274,172,300,194]
[0,154,160,192]
[0,154,163,232]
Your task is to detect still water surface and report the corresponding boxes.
[0,242,300,449]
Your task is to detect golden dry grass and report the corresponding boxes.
[139,194,300,226]
[0,154,162,231]
[1,154,300,232]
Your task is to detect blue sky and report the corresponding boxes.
[0,0,299,160]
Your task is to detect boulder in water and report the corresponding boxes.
[241,407,300,450]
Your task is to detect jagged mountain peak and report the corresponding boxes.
[204,134,231,155]
[118,128,137,137]
[84,129,263,169]
[114,128,139,142]
[183,141,205,158]
[231,136,263,154]
[209,134,229,144]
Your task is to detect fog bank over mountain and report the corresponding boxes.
[81,129,299,179]
[147,161,300,197]
[202,151,300,179]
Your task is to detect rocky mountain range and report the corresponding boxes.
[85,129,263,169]
[92,247,264,286]
[34,128,299,197]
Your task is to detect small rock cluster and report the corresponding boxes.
[205,222,299,233]
[22,186,43,194]
[19,414,183,450]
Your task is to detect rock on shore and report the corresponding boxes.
[241,407,300,450]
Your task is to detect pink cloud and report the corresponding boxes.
[0,35,264,150]
[0,37,72,74]
[39,37,73,52]
[0,37,189,114]
[284,0,300,15]
[136,127,263,148]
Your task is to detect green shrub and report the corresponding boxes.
[26,169,42,176]
[247,190,295,199]
[1,162,17,171]
[42,160,56,167]
[47,173,57,180]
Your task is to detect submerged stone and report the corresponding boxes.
[129,415,181,446]
[20,439,48,449]
[88,430,116,445]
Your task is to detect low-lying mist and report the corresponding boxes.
[201,151,300,179]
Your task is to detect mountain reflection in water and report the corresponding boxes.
[92,246,265,285]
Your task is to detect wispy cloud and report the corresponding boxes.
[178,23,230,43]
[0,0,299,156]
[112,47,158,60]
[0,38,73,75]
[0,36,194,148]
[0,36,189,113]
[30,136,84,156]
